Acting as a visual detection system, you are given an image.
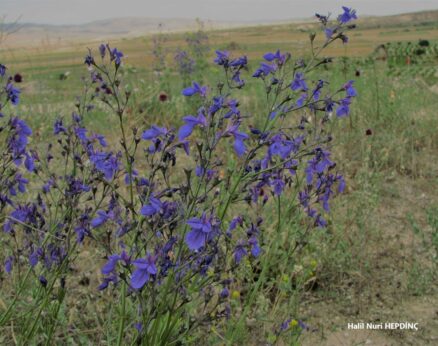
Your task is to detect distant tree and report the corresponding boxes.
[418,39,430,47]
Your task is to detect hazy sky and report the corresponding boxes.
[2,0,438,25]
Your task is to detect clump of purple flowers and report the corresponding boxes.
[175,49,196,77]
[0,7,358,345]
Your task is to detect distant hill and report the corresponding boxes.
[1,17,264,47]
[356,9,438,29]
[14,17,220,36]
[2,9,438,48]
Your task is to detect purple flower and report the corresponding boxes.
[91,134,107,147]
[91,210,113,228]
[42,178,54,194]
[140,196,163,216]
[336,97,352,117]
[130,253,157,289]
[343,80,357,97]
[227,216,243,236]
[270,176,285,196]
[220,287,230,299]
[74,225,89,243]
[29,251,39,267]
[299,191,310,208]
[214,50,230,66]
[299,320,310,331]
[54,119,67,135]
[124,169,138,185]
[268,134,302,160]
[224,122,249,157]
[142,125,168,141]
[0,64,6,77]
[135,322,143,332]
[99,44,107,58]
[75,127,88,143]
[110,47,124,65]
[315,214,327,228]
[224,99,240,118]
[209,96,224,115]
[3,205,33,233]
[305,148,333,184]
[178,113,207,141]
[248,236,261,257]
[312,80,324,101]
[182,82,207,97]
[72,112,81,123]
[234,241,247,264]
[296,93,308,107]
[231,71,245,87]
[325,27,335,40]
[185,213,214,251]
[325,98,335,112]
[175,49,195,75]
[5,256,13,273]
[101,254,121,275]
[84,54,95,66]
[315,13,328,25]
[66,177,90,196]
[291,73,308,91]
[14,174,29,195]
[195,166,216,181]
[253,62,276,78]
[74,213,92,243]
[229,56,248,68]
[6,83,21,105]
[338,6,357,24]
[280,319,292,332]
[90,151,119,180]
[263,49,287,65]
[8,175,27,196]
[98,275,117,290]
[39,275,48,287]
[269,136,290,159]
[340,34,349,44]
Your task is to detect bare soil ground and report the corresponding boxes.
[300,176,438,345]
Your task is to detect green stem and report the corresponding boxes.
[116,281,127,346]
[230,196,282,342]
[44,289,65,345]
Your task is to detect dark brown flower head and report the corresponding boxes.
[14,73,23,83]
[159,92,168,102]
[365,128,373,136]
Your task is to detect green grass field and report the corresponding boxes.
[1,12,438,345]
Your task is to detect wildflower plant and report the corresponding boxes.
[174,49,196,80]
[0,7,358,344]
[185,19,210,71]
[152,24,169,76]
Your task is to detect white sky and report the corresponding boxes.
[2,0,438,25]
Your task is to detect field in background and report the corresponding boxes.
[1,10,438,119]
[1,10,438,345]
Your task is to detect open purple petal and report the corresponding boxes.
[130,268,150,289]
[178,124,194,141]
[234,139,246,157]
[185,230,206,250]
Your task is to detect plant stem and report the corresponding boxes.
[116,281,127,346]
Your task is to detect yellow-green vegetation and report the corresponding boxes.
[0,10,437,345]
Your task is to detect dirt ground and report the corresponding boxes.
[299,175,438,346]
